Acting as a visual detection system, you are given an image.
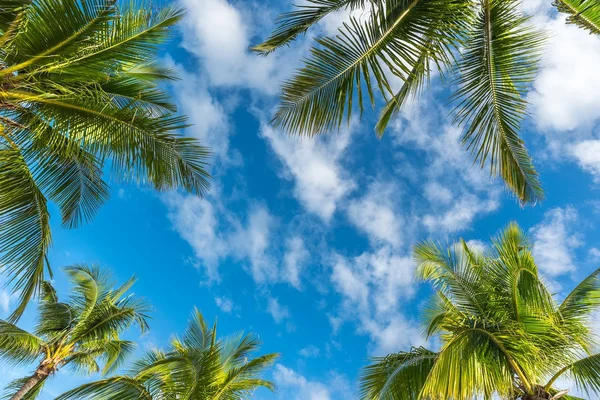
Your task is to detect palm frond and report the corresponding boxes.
[29,140,109,229]
[360,347,437,400]
[273,0,468,136]
[546,353,600,396]
[0,320,45,365]
[0,0,114,73]
[0,140,51,322]
[55,377,152,400]
[452,0,545,203]
[1,375,45,400]
[558,268,600,321]
[554,0,600,34]
[251,0,369,55]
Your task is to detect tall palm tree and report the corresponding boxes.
[57,308,279,400]
[254,0,600,204]
[0,264,149,400]
[0,0,211,321]
[360,223,600,399]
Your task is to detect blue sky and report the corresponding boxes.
[2,0,600,398]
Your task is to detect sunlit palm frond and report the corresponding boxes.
[554,0,600,34]
[452,0,545,203]
[0,321,45,365]
[0,0,211,318]
[558,268,600,321]
[1,376,44,400]
[273,0,468,136]
[0,141,51,322]
[546,353,600,396]
[55,377,153,400]
[360,347,437,400]
[251,0,370,55]
[1,266,149,400]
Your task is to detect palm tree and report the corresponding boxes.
[57,308,279,400]
[0,0,211,321]
[360,223,600,399]
[0,264,149,400]
[254,0,600,204]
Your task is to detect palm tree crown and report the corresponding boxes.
[57,308,280,400]
[0,0,211,321]
[0,264,149,400]
[360,223,600,399]
[254,0,600,204]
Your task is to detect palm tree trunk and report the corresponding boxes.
[9,364,52,400]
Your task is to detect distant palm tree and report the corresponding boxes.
[57,308,279,400]
[0,265,149,400]
[360,223,600,399]
[0,0,211,320]
[254,0,600,204]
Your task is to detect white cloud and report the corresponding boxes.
[260,122,355,221]
[283,237,309,289]
[163,193,277,283]
[346,181,403,246]
[531,206,582,277]
[266,297,290,324]
[214,296,234,313]
[422,193,499,233]
[361,315,426,356]
[0,289,10,315]
[527,11,600,132]
[589,247,600,262]
[389,96,501,233]
[232,206,277,283]
[164,193,226,280]
[273,365,353,400]
[298,345,320,358]
[163,57,232,165]
[178,0,299,95]
[330,248,418,353]
[571,140,600,180]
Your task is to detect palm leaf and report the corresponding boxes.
[251,0,369,55]
[0,320,45,365]
[554,0,600,34]
[272,0,468,136]
[359,347,437,400]
[546,354,600,396]
[0,140,51,322]
[452,0,545,203]
[558,268,600,321]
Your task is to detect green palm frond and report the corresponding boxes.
[452,0,545,203]
[55,377,153,400]
[422,328,527,398]
[362,223,600,399]
[554,0,600,34]
[1,376,45,400]
[0,0,212,318]
[57,309,278,400]
[360,347,437,400]
[0,320,45,365]
[272,0,468,136]
[558,268,600,321]
[0,141,51,322]
[546,353,600,396]
[30,142,109,229]
[0,265,149,400]
[251,0,369,55]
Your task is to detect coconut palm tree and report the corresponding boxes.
[254,0,600,204]
[359,223,600,399]
[0,264,149,400]
[0,0,211,321]
[57,308,279,400]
